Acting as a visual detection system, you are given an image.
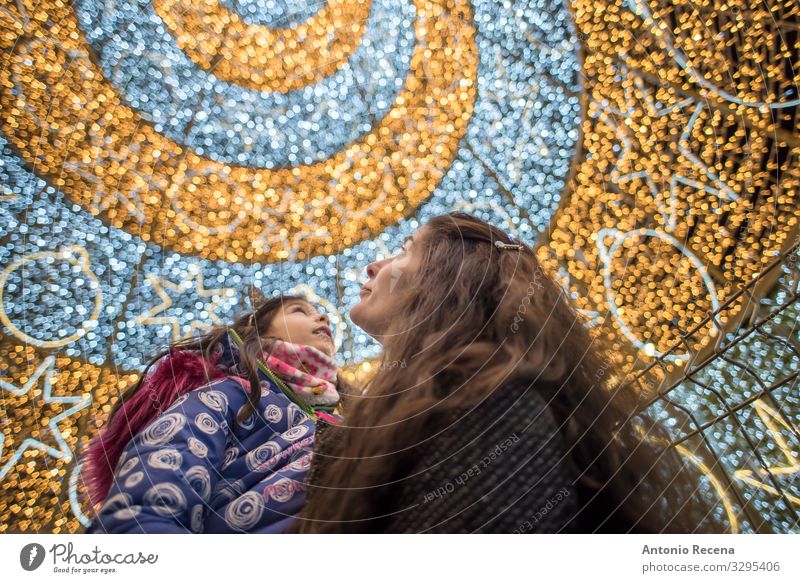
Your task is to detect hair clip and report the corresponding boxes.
[494,240,523,251]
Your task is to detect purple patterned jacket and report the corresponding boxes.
[86,332,325,533]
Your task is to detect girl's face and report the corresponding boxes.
[350,227,425,341]
[264,300,335,356]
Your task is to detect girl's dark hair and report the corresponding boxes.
[83,293,354,509]
[294,212,724,533]
[110,294,305,424]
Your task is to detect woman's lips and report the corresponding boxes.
[359,287,372,298]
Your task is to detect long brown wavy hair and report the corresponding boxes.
[293,212,724,533]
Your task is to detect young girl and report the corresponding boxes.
[82,292,349,533]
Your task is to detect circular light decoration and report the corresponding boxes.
[0,245,103,349]
[153,0,374,91]
[0,0,796,537]
[0,0,583,533]
[3,0,484,262]
[0,0,582,370]
[536,0,800,536]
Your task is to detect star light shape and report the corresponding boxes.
[592,67,738,233]
[64,134,151,225]
[135,264,237,341]
[734,399,800,507]
[0,356,92,482]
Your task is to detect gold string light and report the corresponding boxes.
[0,0,797,534]
[537,0,799,366]
[0,0,477,263]
[154,0,373,91]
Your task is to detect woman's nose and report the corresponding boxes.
[367,261,380,279]
[365,258,384,280]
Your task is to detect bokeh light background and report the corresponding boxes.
[0,0,797,532]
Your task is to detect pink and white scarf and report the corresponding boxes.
[261,340,340,407]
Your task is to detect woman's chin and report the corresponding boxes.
[350,314,381,343]
[349,302,369,328]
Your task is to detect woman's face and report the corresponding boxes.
[264,300,335,356]
[350,227,425,340]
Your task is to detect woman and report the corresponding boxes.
[82,292,351,533]
[292,212,723,533]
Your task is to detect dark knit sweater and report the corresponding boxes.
[385,380,579,533]
[303,376,606,533]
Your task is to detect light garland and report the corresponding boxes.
[0,0,797,534]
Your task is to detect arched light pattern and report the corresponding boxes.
[0,0,796,534]
[0,0,581,532]
[533,0,799,534]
